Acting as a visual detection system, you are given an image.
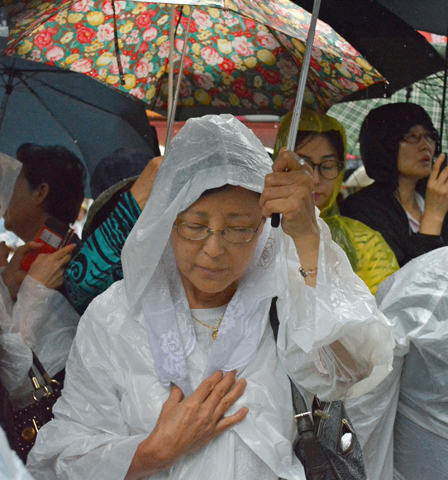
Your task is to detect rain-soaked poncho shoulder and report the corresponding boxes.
[345,247,448,480]
[274,110,399,294]
[27,115,393,480]
[0,153,21,218]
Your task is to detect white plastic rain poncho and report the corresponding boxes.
[0,426,35,480]
[0,274,80,402]
[0,152,22,218]
[0,154,79,403]
[27,115,393,480]
[345,247,448,480]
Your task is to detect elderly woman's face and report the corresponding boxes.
[171,186,264,308]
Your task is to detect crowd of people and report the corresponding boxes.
[0,103,446,480]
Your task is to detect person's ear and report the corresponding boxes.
[34,183,50,207]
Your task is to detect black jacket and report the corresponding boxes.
[340,183,448,267]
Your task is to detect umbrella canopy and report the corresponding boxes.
[376,0,448,37]
[328,45,448,156]
[4,0,386,118]
[0,54,160,187]
[293,0,446,99]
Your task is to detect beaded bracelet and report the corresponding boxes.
[299,267,318,278]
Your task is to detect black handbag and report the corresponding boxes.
[269,298,367,480]
[13,353,63,463]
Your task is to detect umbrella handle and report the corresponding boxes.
[271,0,321,229]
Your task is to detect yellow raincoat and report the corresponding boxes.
[274,111,399,294]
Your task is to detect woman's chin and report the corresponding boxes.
[179,271,238,307]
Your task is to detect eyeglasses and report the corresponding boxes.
[300,158,344,180]
[402,130,438,145]
[173,218,264,244]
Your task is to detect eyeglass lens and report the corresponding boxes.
[175,221,262,243]
[403,131,438,144]
[301,159,342,180]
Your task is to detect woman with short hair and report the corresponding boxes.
[340,103,448,266]
[0,145,84,460]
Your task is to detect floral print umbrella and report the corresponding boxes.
[4,0,386,118]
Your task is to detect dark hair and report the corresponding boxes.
[359,103,437,186]
[16,143,86,225]
[90,147,156,200]
[295,130,345,166]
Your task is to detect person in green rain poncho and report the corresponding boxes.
[274,110,399,294]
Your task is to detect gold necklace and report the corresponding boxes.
[191,314,224,340]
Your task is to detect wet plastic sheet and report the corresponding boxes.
[0,427,35,480]
[345,247,448,480]
[0,152,21,218]
[0,273,79,401]
[27,115,393,480]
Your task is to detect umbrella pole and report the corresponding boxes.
[167,5,176,127]
[166,7,193,150]
[286,0,321,150]
[271,0,321,228]
[439,31,448,152]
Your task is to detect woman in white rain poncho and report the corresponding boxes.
[27,115,393,480]
[0,149,80,403]
[345,247,448,480]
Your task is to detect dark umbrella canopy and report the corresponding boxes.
[293,0,446,99]
[0,55,160,192]
[376,0,448,37]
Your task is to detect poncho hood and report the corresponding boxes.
[274,110,347,218]
[122,114,273,307]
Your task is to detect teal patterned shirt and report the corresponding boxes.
[64,191,141,314]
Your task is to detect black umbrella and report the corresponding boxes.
[293,0,445,100]
[376,0,448,37]
[374,0,448,150]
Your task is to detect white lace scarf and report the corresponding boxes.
[142,225,277,396]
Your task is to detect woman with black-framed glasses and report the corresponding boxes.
[275,110,399,295]
[341,103,448,267]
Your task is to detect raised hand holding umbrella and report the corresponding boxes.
[271,0,321,227]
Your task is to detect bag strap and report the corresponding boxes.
[269,298,308,413]
[269,298,335,480]
[32,351,57,387]
[27,351,60,402]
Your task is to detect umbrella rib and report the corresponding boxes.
[265,25,320,98]
[265,25,305,74]
[17,69,127,118]
[19,75,81,144]
[0,58,17,131]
